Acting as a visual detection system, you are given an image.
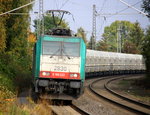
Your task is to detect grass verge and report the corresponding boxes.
[118,76,150,104]
[0,74,52,115]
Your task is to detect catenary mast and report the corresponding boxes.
[92,4,96,50]
[37,0,44,38]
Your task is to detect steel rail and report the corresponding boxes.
[105,77,150,109]
[89,76,150,115]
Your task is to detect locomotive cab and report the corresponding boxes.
[33,35,86,98]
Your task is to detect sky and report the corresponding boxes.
[30,0,150,41]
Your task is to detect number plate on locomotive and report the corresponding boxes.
[54,66,67,71]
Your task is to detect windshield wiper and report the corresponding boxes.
[50,48,60,58]
[62,48,71,59]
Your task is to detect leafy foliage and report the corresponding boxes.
[129,22,144,51]
[33,14,69,35]
[87,36,96,49]
[76,27,87,43]
[0,18,6,52]
[97,21,144,54]
[142,0,150,18]
[142,0,150,80]
[123,41,139,54]
[6,0,33,51]
[142,26,150,78]
[0,0,33,93]
[0,0,12,52]
[96,39,109,51]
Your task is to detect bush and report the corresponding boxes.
[0,74,14,92]
[142,26,150,84]
[0,50,32,113]
[0,74,15,113]
[0,51,32,92]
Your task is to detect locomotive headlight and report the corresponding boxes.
[42,72,50,76]
[42,72,46,76]
[74,74,78,77]
[70,73,78,78]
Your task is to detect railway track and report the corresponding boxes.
[105,77,150,109]
[89,75,150,115]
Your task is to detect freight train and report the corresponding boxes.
[32,10,145,99]
[86,50,145,77]
[32,28,145,99]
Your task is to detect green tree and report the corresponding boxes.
[142,0,150,82]
[76,27,87,43]
[129,22,144,53]
[6,0,33,52]
[0,0,12,52]
[0,18,6,52]
[142,26,150,83]
[0,0,33,91]
[142,0,150,17]
[97,20,144,53]
[87,35,96,50]
[123,41,139,54]
[100,21,135,52]
[96,39,109,51]
[33,14,69,35]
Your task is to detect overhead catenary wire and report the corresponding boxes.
[98,13,143,16]
[59,0,75,22]
[0,0,37,16]
[115,1,142,15]
[7,13,37,15]
[96,1,142,17]
[98,16,107,38]
[95,0,144,17]
[107,1,142,18]
[55,0,59,9]
[98,0,108,13]
[117,0,149,17]
[60,0,70,10]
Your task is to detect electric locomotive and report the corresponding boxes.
[32,28,86,98]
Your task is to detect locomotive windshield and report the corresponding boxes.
[43,41,80,57]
